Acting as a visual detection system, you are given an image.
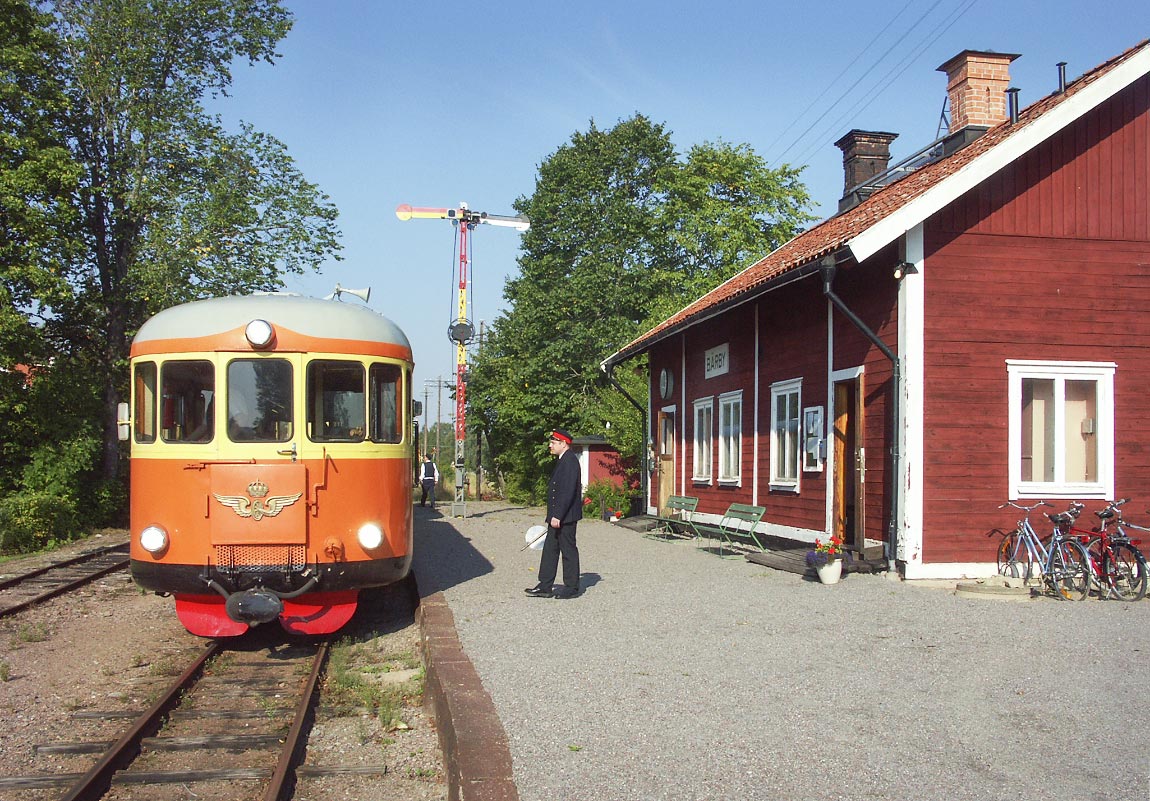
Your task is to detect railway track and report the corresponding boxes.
[0,543,130,619]
[2,635,330,800]
[0,577,442,801]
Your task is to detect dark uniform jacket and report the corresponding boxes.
[546,450,583,525]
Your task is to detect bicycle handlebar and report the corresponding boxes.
[999,500,1052,512]
[1095,498,1129,521]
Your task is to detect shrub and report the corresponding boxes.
[0,490,81,554]
[583,478,632,520]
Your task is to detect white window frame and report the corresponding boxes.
[718,390,743,485]
[770,378,802,490]
[1007,360,1115,500]
[692,397,714,484]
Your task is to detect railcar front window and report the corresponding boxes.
[308,361,366,442]
[160,360,214,443]
[227,359,293,442]
[134,361,157,443]
[369,363,402,443]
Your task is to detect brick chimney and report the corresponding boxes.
[937,50,1020,134]
[834,129,898,212]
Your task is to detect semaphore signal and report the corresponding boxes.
[395,202,530,516]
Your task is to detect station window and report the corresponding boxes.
[1008,360,1114,499]
[307,360,366,442]
[227,358,293,442]
[770,379,801,489]
[692,398,713,483]
[160,360,215,443]
[718,390,743,484]
[369,363,403,444]
[133,361,157,443]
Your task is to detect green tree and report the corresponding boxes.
[469,115,813,501]
[0,0,84,497]
[1,0,341,505]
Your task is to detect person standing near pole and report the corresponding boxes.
[419,454,440,509]
[525,428,583,598]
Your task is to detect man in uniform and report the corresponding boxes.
[419,454,439,508]
[525,428,583,598]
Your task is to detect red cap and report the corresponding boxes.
[550,429,572,444]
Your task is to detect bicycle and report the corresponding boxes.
[1084,499,1148,601]
[996,501,1091,600]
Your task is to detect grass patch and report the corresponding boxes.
[325,636,425,731]
[11,622,49,644]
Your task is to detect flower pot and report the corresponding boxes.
[816,559,842,585]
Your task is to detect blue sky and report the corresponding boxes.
[212,1,1146,400]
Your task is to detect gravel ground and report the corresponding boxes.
[412,502,1150,801]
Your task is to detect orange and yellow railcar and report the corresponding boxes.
[126,294,415,637]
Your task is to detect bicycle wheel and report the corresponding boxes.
[1049,539,1090,601]
[997,530,1033,582]
[1107,542,1148,602]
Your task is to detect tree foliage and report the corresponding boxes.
[469,115,813,502]
[0,0,338,510]
[0,0,341,536]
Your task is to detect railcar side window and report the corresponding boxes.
[134,361,157,443]
[308,360,366,442]
[160,360,214,443]
[369,363,402,443]
[227,359,293,442]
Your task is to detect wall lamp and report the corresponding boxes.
[893,262,918,281]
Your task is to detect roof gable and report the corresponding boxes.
[605,39,1150,367]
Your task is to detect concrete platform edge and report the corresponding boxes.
[416,586,520,801]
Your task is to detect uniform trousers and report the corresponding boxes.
[537,522,580,590]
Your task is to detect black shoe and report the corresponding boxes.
[524,585,553,597]
[551,587,580,599]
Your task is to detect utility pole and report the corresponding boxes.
[435,376,442,460]
[397,203,529,517]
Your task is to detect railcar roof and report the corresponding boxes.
[133,293,411,349]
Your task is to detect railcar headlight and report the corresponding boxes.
[245,319,275,348]
[140,525,169,554]
[357,523,384,550]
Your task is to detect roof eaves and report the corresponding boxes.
[849,40,1150,262]
[601,256,824,368]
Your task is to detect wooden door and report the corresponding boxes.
[833,376,866,551]
[656,410,676,515]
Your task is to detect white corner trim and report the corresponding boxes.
[846,44,1150,263]
[897,225,925,565]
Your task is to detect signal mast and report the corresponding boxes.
[396,202,530,516]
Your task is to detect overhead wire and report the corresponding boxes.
[789,0,981,169]
[772,0,980,169]
[773,0,951,165]
[761,0,919,157]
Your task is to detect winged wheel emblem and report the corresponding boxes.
[213,480,302,521]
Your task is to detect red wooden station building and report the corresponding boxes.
[604,40,1150,579]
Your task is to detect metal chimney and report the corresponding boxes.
[1057,61,1068,93]
[1006,87,1020,124]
